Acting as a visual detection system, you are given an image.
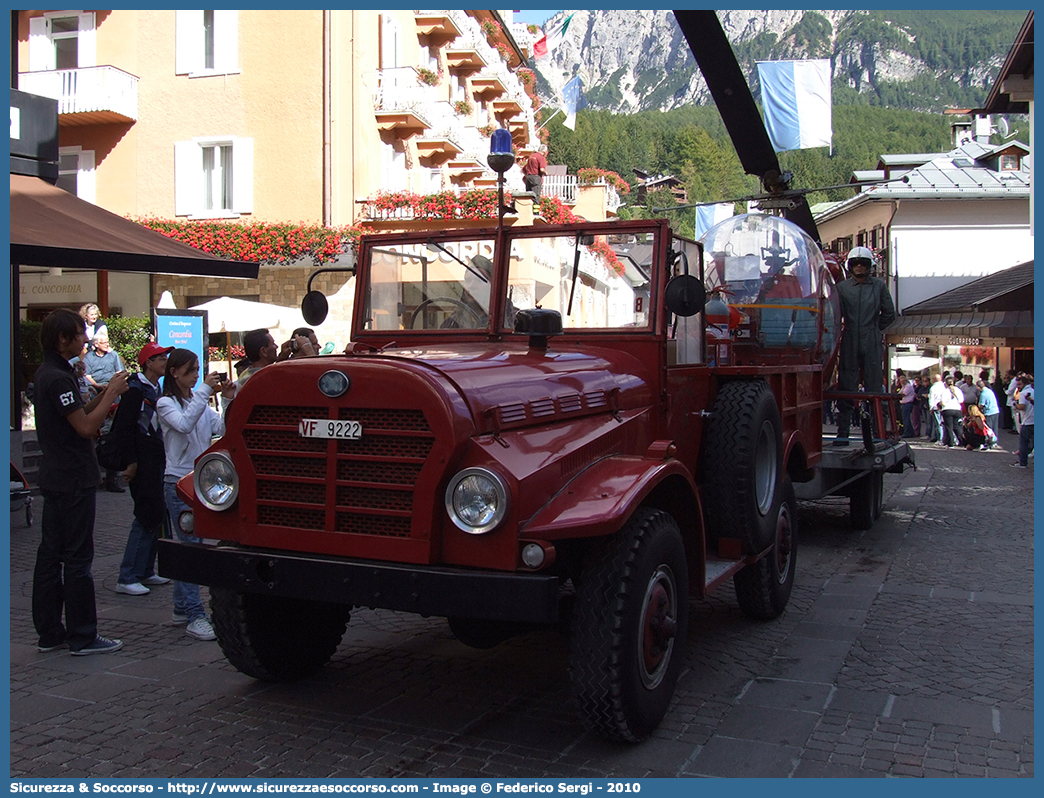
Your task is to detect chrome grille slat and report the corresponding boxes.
[245,405,435,538]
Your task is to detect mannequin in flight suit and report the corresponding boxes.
[834,246,897,445]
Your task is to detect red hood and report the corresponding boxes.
[349,342,655,433]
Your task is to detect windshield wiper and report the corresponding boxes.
[425,240,489,283]
[566,233,594,317]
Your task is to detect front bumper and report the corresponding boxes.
[157,539,561,624]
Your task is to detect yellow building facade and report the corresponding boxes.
[16,9,546,317]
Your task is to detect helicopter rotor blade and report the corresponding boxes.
[673,9,823,245]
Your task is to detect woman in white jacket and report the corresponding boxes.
[156,349,236,641]
[938,376,965,448]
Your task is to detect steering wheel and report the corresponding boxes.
[409,297,483,329]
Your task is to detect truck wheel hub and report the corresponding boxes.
[639,567,677,688]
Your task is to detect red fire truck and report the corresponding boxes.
[158,212,913,741]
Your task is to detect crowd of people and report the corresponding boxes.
[890,366,1034,465]
[32,310,322,656]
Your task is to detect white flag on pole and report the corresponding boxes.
[757,59,832,152]
[694,203,735,241]
[562,76,587,131]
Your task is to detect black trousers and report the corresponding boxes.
[835,346,884,437]
[32,488,98,650]
[941,409,962,447]
[524,174,543,203]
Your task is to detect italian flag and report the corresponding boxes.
[532,13,575,59]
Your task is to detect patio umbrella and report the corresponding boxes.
[189,296,303,376]
[893,354,941,374]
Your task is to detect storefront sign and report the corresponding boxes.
[20,274,90,304]
[888,334,1007,347]
[154,309,207,390]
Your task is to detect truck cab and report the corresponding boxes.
[160,214,842,741]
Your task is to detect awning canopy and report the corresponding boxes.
[887,310,1033,339]
[9,174,258,278]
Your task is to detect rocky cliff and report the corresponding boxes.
[522,9,1023,114]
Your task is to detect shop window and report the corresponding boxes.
[174,136,253,217]
[176,10,239,76]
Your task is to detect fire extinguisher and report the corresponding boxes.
[705,288,734,366]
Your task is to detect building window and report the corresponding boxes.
[176,10,239,76]
[202,144,233,212]
[174,136,253,218]
[27,11,96,71]
[451,72,466,103]
[56,146,96,202]
[380,15,401,69]
[1000,154,1021,171]
[381,141,407,192]
[871,225,885,250]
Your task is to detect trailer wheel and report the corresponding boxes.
[570,508,689,742]
[872,471,884,520]
[210,588,350,681]
[699,380,783,552]
[734,478,797,620]
[849,471,882,530]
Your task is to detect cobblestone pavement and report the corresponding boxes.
[9,438,1033,778]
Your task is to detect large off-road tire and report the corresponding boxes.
[210,588,351,682]
[570,508,689,742]
[849,470,883,530]
[699,380,783,553]
[734,478,797,620]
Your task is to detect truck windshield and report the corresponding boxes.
[360,231,652,333]
[506,233,649,330]
[363,237,498,331]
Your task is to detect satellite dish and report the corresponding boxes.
[997,117,1010,138]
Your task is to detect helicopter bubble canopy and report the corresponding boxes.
[699,213,840,367]
[700,213,826,305]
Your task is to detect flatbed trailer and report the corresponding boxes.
[794,390,916,528]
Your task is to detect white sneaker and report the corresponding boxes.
[185,617,217,641]
[171,612,188,625]
[142,575,171,586]
[115,582,150,596]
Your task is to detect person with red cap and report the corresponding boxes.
[112,342,174,596]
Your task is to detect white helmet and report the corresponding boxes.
[847,246,875,269]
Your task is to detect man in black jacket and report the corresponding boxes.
[32,309,128,655]
[834,247,897,445]
[113,342,174,595]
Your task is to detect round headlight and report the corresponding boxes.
[194,452,239,511]
[318,370,350,398]
[445,468,510,535]
[178,510,194,534]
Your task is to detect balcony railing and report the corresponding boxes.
[544,174,578,205]
[372,67,432,112]
[19,66,139,123]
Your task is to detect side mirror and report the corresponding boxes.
[664,275,706,317]
[301,291,329,326]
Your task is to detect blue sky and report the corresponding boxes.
[512,9,561,27]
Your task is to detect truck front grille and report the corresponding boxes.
[243,405,434,540]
